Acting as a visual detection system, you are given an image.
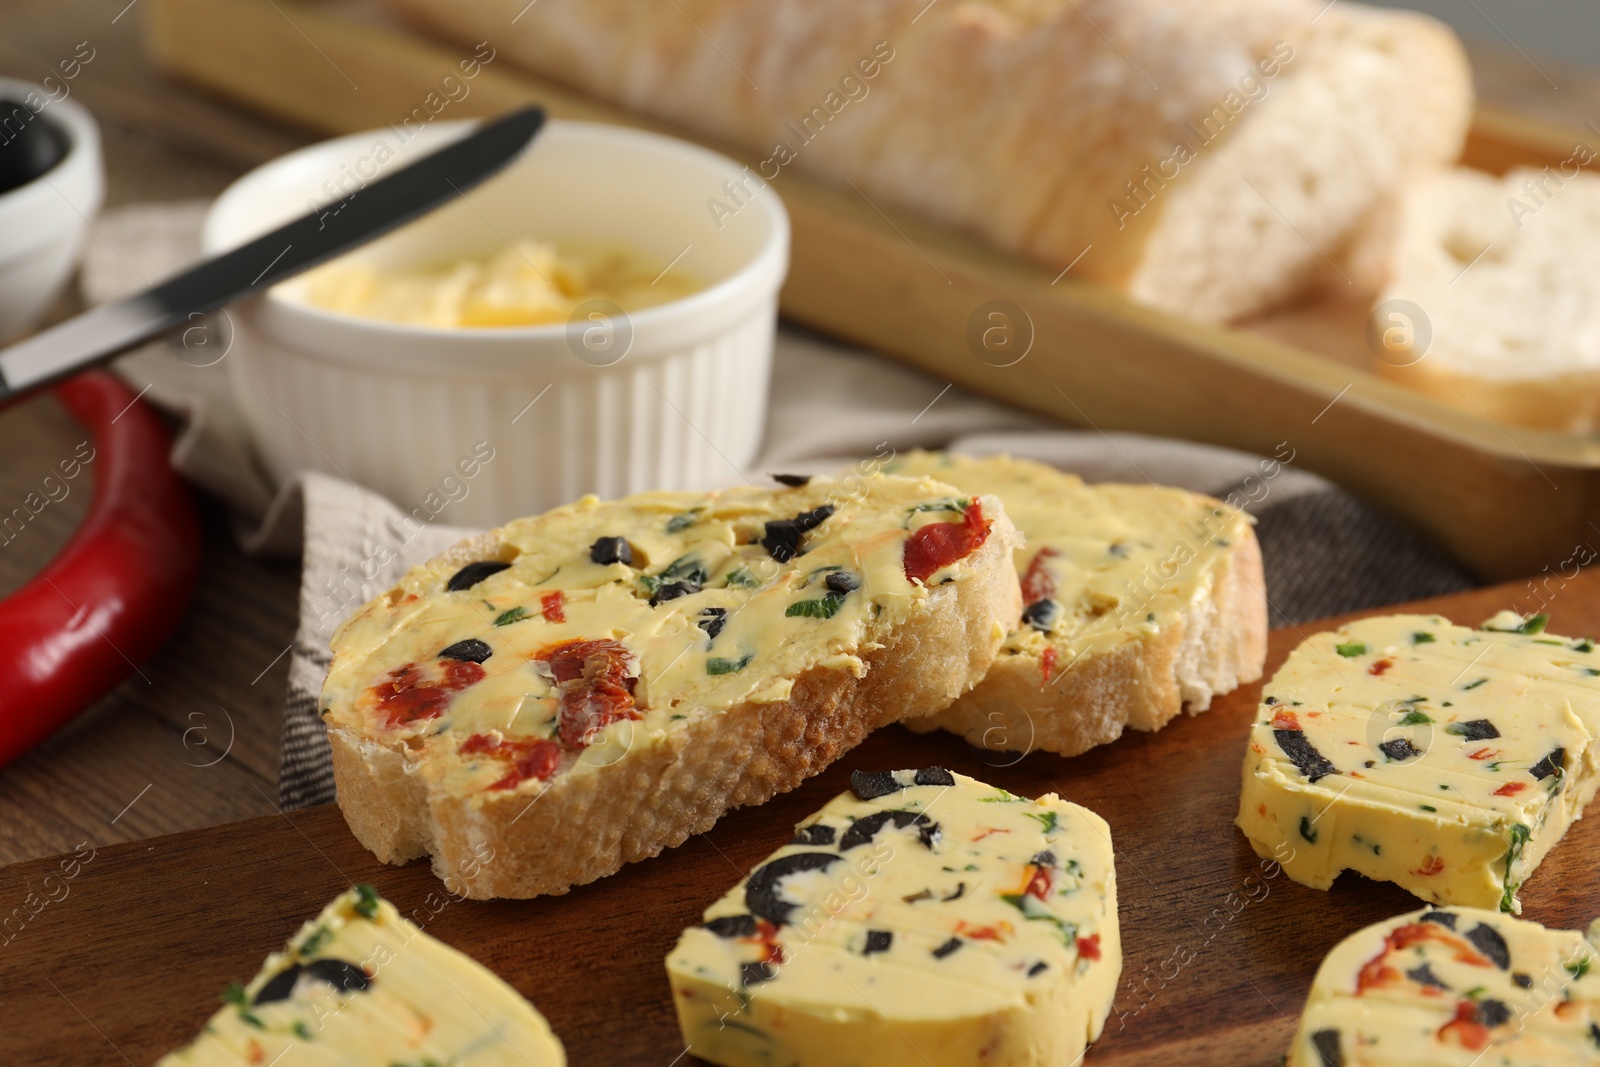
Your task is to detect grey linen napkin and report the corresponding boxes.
[82,202,1475,810]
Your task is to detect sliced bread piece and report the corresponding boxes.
[321,475,1021,899]
[666,767,1120,1067]
[156,885,565,1066]
[1378,165,1600,432]
[1290,906,1600,1066]
[883,451,1266,758]
[377,0,1469,323]
[1237,612,1600,913]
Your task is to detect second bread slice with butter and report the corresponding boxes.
[321,475,1021,899]
[885,452,1266,758]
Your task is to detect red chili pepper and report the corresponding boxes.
[0,372,199,767]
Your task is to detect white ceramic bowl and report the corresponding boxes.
[203,119,789,526]
[0,79,103,343]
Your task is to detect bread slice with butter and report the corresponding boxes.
[884,451,1266,758]
[1378,166,1600,432]
[322,475,1021,899]
[1237,612,1600,913]
[156,885,565,1066]
[1289,906,1600,1067]
[666,767,1120,1067]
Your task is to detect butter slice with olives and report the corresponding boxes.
[1289,906,1600,1066]
[155,886,564,1066]
[666,768,1120,1067]
[1238,613,1600,913]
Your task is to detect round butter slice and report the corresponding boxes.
[1290,906,1600,1066]
[156,886,565,1066]
[666,768,1121,1067]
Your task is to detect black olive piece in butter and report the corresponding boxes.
[589,537,633,566]
[1378,738,1421,763]
[744,852,842,926]
[1309,1030,1343,1067]
[931,938,963,959]
[650,580,701,607]
[304,959,372,993]
[790,824,836,846]
[1273,729,1338,783]
[1476,998,1512,1028]
[824,571,860,595]
[1465,922,1511,970]
[1420,910,1458,930]
[252,959,371,1005]
[440,638,493,664]
[762,506,835,563]
[849,766,954,801]
[697,607,727,640]
[740,961,777,987]
[1021,598,1060,632]
[838,810,938,852]
[1450,719,1500,742]
[703,914,759,939]
[445,560,512,592]
[771,473,812,487]
[849,770,900,801]
[1405,962,1450,990]
[863,930,893,956]
[1529,746,1566,781]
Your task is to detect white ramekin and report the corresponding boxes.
[0,79,103,342]
[202,119,788,526]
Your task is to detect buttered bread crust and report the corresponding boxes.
[1238,612,1600,913]
[885,452,1266,758]
[322,475,1021,898]
[666,768,1120,1067]
[1289,906,1600,1067]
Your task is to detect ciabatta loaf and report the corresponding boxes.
[886,452,1266,757]
[321,475,1020,899]
[380,0,1469,322]
[1378,166,1600,433]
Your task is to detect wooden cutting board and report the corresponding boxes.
[6,573,1599,1066]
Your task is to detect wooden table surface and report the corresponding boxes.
[2,2,1600,867]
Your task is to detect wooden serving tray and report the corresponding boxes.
[141,0,1600,581]
[6,574,1599,1066]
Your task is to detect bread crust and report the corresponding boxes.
[330,511,1020,899]
[908,521,1265,758]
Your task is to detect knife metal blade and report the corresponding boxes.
[0,106,546,399]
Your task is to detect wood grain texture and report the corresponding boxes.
[139,0,1600,583]
[3,574,1597,1067]
[0,0,309,866]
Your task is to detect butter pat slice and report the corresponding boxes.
[157,885,565,1066]
[1238,613,1600,912]
[1290,906,1600,1066]
[666,768,1120,1067]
